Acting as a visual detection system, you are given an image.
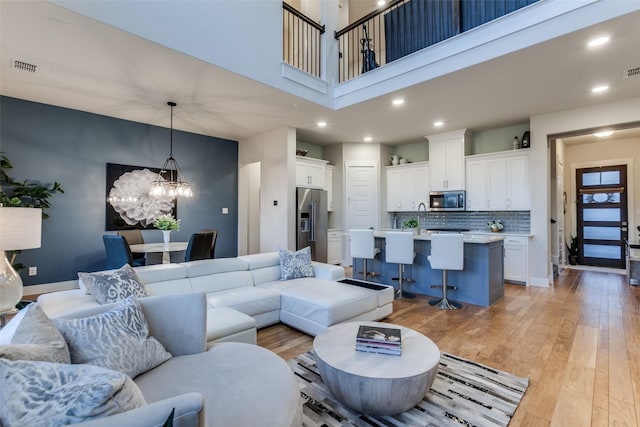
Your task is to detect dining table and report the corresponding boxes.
[130,242,188,264]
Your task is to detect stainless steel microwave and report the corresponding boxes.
[429,190,466,211]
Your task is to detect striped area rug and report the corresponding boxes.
[288,351,529,427]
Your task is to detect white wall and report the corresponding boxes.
[530,96,640,285]
[239,126,296,254]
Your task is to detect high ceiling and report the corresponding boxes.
[1,1,640,146]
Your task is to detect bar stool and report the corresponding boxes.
[428,233,464,310]
[349,229,380,281]
[385,231,416,299]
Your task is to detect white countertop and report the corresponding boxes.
[373,230,505,244]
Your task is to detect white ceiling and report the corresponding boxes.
[1,1,640,146]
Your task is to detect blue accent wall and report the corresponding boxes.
[0,96,238,285]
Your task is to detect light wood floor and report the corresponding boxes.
[257,267,640,426]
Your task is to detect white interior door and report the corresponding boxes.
[345,162,378,265]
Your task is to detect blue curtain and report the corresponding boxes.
[384,0,460,64]
[460,0,539,32]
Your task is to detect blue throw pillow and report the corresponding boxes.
[278,247,315,280]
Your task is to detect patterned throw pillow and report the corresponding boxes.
[53,297,172,378]
[0,304,70,364]
[278,246,315,280]
[0,359,146,426]
[78,264,147,305]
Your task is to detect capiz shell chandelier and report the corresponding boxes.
[150,101,193,198]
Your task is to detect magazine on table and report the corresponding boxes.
[356,325,402,345]
[355,344,402,356]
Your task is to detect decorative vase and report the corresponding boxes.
[489,226,502,233]
[162,230,171,247]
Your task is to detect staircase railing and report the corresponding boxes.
[335,0,538,83]
[335,0,407,83]
[283,3,325,78]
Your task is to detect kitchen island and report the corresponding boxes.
[351,232,505,307]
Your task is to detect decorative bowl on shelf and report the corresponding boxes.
[296,149,308,157]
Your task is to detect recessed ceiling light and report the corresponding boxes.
[392,98,405,106]
[594,130,614,138]
[591,85,609,93]
[433,121,444,127]
[588,36,610,48]
[363,136,373,142]
[317,121,327,127]
[377,0,386,6]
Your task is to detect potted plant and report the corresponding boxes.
[402,217,419,235]
[487,220,503,232]
[0,151,64,272]
[566,235,578,265]
[154,213,180,246]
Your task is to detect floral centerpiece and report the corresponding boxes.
[154,214,180,246]
[402,217,419,235]
[487,220,503,232]
[154,214,180,231]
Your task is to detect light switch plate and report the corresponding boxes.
[222,207,229,214]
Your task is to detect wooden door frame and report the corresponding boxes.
[569,157,635,267]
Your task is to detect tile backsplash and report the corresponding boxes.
[391,211,530,233]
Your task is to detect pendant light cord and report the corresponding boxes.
[168,101,176,158]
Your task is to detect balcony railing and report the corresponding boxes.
[335,0,539,82]
[283,3,325,78]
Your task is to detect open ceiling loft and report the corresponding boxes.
[1,2,640,146]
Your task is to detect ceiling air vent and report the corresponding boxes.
[14,60,37,73]
[624,67,640,79]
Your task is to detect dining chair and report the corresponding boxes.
[185,232,214,262]
[117,229,146,265]
[103,235,145,269]
[200,229,218,259]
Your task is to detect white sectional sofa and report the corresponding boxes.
[37,252,395,343]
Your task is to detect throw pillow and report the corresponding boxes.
[53,297,172,378]
[0,304,70,364]
[78,264,147,305]
[278,246,315,280]
[0,359,146,426]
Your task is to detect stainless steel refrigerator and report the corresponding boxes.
[296,188,328,263]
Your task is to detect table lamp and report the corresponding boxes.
[0,207,42,313]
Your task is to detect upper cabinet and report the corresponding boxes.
[426,129,469,191]
[296,156,327,189]
[465,150,530,211]
[325,165,334,211]
[386,162,429,212]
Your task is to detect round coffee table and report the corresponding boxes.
[313,321,440,415]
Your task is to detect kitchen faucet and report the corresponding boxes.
[417,202,428,233]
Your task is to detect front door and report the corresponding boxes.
[576,165,628,268]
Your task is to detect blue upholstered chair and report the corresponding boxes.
[102,235,145,269]
[185,232,214,262]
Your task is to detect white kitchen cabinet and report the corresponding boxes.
[465,150,530,211]
[427,129,469,191]
[325,165,334,211]
[503,235,529,284]
[327,229,342,264]
[386,162,429,212]
[465,159,487,210]
[296,156,327,189]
